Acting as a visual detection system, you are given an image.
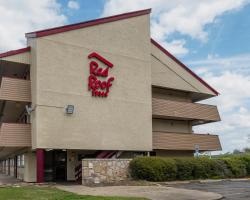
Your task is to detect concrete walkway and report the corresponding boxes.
[56,185,223,200]
[0,174,20,185]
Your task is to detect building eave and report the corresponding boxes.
[0,47,31,59]
[151,38,219,96]
[25,9,151,38]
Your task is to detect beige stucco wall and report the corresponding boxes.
[23,151,36,182]
[152,119,192,133]
[28,38,38,148]
[17,167,24,180]
[0,52,30,65]
[29,14,152,151]
[151,43,216,96]
[152,87,191,103]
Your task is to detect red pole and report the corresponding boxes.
[36,149,44,183]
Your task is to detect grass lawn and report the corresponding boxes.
[0,186,148,200]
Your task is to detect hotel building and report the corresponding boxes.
[0,9,221,183]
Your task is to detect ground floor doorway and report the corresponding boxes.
[44,150,67,182]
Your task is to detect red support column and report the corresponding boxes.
[36,149,44,183]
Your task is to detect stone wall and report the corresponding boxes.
[82,159,131,184]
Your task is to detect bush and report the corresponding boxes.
[129,155,250,182]
[235,155,250,175]
[212,159,233,178]
[163,158,177,181]
[129,157,176,181]
[174,158,194,180]
[199,158,229,179]
[192,158,215,179]
[222,157,247,178]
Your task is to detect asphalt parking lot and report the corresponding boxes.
[170,180,250,200]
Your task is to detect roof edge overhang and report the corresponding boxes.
[0,47,31,59]
[25,8,151,38]
[151,38,219,96]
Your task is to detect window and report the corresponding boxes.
[17,155,21,167]
[21,155,25,167]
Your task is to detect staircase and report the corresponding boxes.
[75,164,82,182]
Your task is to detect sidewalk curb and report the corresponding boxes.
[0,182,56,188]
[159,178,250,185]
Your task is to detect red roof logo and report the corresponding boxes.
[87,52,115,97]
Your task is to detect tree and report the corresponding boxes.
[233,149,242,154]
[243,148,250,153]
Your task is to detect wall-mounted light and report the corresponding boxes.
[45,149,53,152]
[25,105,35,115]
[65,105,74,114]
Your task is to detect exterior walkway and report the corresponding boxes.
[0,173,21,185]
[56,185,223,200]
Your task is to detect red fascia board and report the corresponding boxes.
[26,9,151,38]
[151,39,219,95]
[0,47,31,58]
[88,52,113,68]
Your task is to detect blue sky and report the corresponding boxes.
[184,3,250,59]
[60,0,250,59]
[0,0,250,153]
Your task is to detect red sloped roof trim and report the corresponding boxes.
[0,47,31,58]
[151,38,219,95]
[25,9,151,38]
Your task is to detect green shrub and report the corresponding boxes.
[129,155,250,182]
[222,157,247,178]
[129,157,176,181]
[212,159,233,178]
[163,158,177,181]
[200,158,229,178]
[192,158,215,179]
[174,158,194,180]
[234,155,250,175]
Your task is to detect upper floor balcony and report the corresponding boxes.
[0,123,31,147]
[153,131,221,151]
[152,98,220,125]
[0,77,31,102]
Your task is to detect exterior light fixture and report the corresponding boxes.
[65,105,74,114]
[25,105,34,115]
[45,149,53,152]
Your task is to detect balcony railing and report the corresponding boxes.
[152,98,220,124]
[153,131,221,151]
[0,123,31,147]
[0,77,31,102]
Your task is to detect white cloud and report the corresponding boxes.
[190,54,250,153]
[161,39,189,55]
[0,0,67,52]
[67,0,80,10]
[188,53,250,75]
[203,71,250,112]
[102,0,249,55]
